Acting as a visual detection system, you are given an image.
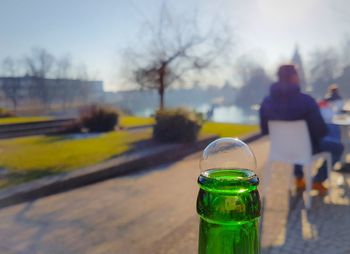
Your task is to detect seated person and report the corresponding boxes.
[318,99,341,146]
[324,84,344,114]
[325,83,343,102]
[259,65,344,194]
[318,99,334,123]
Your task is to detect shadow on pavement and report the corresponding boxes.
[262,173,350,254]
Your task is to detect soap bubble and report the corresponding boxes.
[200,138,257,173]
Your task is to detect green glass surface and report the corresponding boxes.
[197,168,261,254]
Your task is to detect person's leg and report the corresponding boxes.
[294,164,305,189]
[327,123,341,140]
[294,164,304,179]
[313,137,344,183]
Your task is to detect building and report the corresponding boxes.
[0,76,105,109]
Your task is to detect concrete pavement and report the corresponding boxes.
[0,137,349,253]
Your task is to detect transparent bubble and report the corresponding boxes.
[200,138,257,173]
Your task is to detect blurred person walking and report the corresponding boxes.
[259,65,343,194]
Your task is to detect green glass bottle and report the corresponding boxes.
[197,138,261,254]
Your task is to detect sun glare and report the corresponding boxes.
[257,0,317,25]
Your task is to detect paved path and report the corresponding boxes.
[0,137,349,253]
[267,173,350,254]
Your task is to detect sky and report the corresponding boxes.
[1,0,350,91]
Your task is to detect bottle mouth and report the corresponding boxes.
[198,168,259,192]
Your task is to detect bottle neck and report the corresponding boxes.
[197,168,261,223]
[197,168,261,254]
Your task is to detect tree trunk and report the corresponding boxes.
[159,74,165,110]
[13,99,17,113]
[159,88,164,110]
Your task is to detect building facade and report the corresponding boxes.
[0,76,104,110]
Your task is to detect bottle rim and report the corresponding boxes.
[198,168,259,193]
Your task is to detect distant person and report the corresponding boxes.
[318,99,334,123]
[324,84,344,114]
[259,64,344,194]
[319,84,343,138]
[325,84,342,102]
[206,105,215,120]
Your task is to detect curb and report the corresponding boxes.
[0,118,76,139]
[0,132,262,209]
[122,124,153,131]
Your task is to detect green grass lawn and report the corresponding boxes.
[119,116,259,138]
[0,116,258,188]
[120,116,155,128]
[0,116,154,127]
[0,129,151,188]
[0,116,52,125]
[201,122,259,138]
[0,116,259,139]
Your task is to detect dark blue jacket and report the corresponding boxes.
[259,82,328,152]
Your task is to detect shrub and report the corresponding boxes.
[0,108,14,118]
[153,108,203,143]
[80,105,119,132]
[59,120,82,134]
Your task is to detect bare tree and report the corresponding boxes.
[55,57,95,107]
[2,57,17,76]
[2,78,21,111]
[24,48,55,105]
[25,48,54,78]
[55,55,72,79]
[1,57,21,111]
[55,55,73,108]
[75,64,91,105]
[235,56,271,110]
[331,38,350,97]
[340,37,350,67]
[123,4,233,110]
[308,48,341,98]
